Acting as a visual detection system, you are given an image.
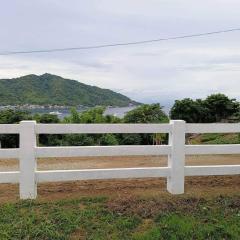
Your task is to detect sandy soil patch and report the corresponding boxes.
[0,154,240,171]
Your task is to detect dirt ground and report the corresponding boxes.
[0,155,239,203]
[1,154,240,171]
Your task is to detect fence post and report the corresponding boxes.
[19,121,37,199]
[167,120,186,194]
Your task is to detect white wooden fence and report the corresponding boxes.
[0,120,240,199]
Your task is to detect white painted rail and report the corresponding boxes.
[36,167,170,182]
[0,121,239,199]
[0,149,19,158]
[36,123,172,134]
[0,124,20,134]
[185,144,240,155]
[36,145,171,158]
[0,171,19,183]
[186,123,240,133]
[185,165,240,176]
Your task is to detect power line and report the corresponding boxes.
[1,28,240,56]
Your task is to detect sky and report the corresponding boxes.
[0,0,240,107]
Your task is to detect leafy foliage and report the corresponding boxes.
[0,73,137,107]
[62,104,169,146]
[124,104,169,145]
[189,133,240,145]
[1,96,239,148]
[124,104,168,123]
[170,98,209,123]
[0,109,31,148]
[204,93,239,122]
[170,93,240,123]
[0,104,169,148]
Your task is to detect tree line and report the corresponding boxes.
[0,93,239,148]
[0,104,168,148]
[170,93,239,123]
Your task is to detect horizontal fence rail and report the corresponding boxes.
[185,165,240,176]
[0,120,239,199]
[0,149,19,158]
[36,145,171,158]
[36,123,172,134]
[0,124,20,134]
[185,144,240,155]
[186,123,240,133]
[0,171,19,183]
[36,167,170,183]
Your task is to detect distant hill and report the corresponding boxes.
[0,73,138,106]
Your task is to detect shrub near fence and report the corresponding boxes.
[0,120,240,199]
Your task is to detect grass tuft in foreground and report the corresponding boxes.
[0,195,239,239]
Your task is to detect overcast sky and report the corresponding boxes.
[0,0,240,106]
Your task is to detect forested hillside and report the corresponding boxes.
[0,73,137,106]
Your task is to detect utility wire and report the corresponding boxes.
[1,28,240,56]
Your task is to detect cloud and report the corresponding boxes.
[0,0,240,105]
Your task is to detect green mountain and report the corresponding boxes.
[0,73,138,106]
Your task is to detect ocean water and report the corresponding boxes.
[29,106,138,119]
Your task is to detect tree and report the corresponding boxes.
[124,104,169,145]
[64,108,81,123]
[0,109,30,124]
[64,107,111,124]
[79,107,106,123]
[124,104,168,123]
[62,134,96,146]
[170,94,240,123]
[0,109,31,148]
[33,113,61,146]
[99,134,119,145]
[170,98,209,123]
[118,133,142,145]
[63,107,122,146]
[204,93,239,122]
[34,113,60,123]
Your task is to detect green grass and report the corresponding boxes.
[0,195,239,239]
[189,133,240,145]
